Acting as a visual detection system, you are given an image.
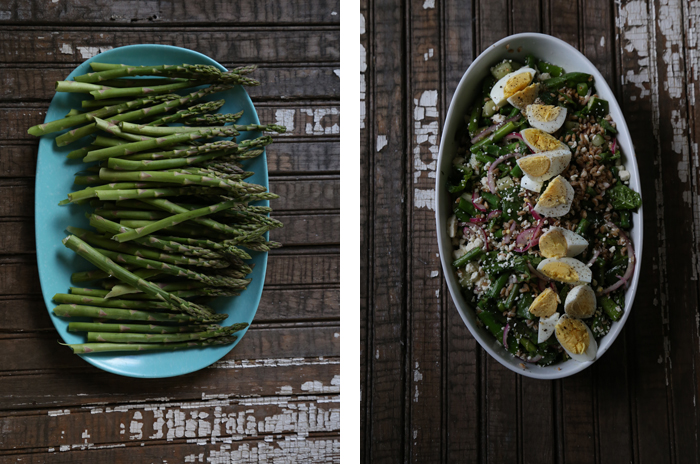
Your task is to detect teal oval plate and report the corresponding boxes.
[35,44,268,378]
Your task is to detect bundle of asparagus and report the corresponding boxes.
[28,61,285,354]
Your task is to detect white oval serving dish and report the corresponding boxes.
[435,33,643,379]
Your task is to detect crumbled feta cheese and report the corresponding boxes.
[469,154,480,170]
[537,72,551,81]
[491,114,506,124]
[619,170,630,181]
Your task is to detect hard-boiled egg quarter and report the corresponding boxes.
[528,287,559,318]
[537,257,592,285]
[538,312,560,344]
[555,315,597,362]
[533,175,575,217]
[521,175,544,193]
[516,150,571,183]
[520,128,570,153]
[564,284,597,319]
[526,104,568,133]
[507,83,540,112]
[489,67,537,108]
[538,226,588,258]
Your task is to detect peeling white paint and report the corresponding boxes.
[423,0,435,8]
[333,69,340,77]
[302,107,340,135]
[59,43,73,55]
[600,36,605,47]
[414,189,435,210]
[377,135,388,151]
[360,13,366,35]
[48,409,70,417]
[274,109,295,135]
[360,43,367,129]
[430,270,439,277]
[424,48,434,61]
[77,46,113,59]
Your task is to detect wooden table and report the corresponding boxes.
[0,2,339,462]
[361,0,700,462]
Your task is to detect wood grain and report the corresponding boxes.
[0,0,340,25]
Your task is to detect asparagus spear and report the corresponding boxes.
[68,322,216,334]
[86,323,247,343]
[183,111,244,126]
[62,235,226,322]
[119,121,285,137]
[97,168,267,192]
[62,336,238,354]
[53,293,172,310]
[146,100,225,126]
[54,303,206,323]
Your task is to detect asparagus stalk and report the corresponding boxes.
[118,140,238,162]
[62,336,238,354]
[112,200,240,242]
[98,168,267,192]
[183,111,244,126]
[90,80,197,100]
[53,293,172,310]
[71,267,162,284]
[76,63,227,83]
[86,323,247,343]
[68,322,217,334]
[146,100,225,126]
[62,235,225,322]
[83,126,240,162]
[119,121,284,137]
[54,304,206,323]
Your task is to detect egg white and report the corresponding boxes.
[520,175,543,193]
[516,149,571,183]
[555,315,598,362]
[539,226,588,258]
[526,104,568,133]
[533,176,575,218]
[537,312,560,344]
[564,284,597,319]
[489,67,536,108]
[537,257,592,285]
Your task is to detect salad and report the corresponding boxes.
[447,55,641,366]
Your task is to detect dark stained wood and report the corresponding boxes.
[0,6,339,462]
[0,0,340,25]
[365,0,700,462]
[366,0,408,462]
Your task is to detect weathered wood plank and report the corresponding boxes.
[0,105,340,141]
[545,0,579,48]
[0,252,339,296]
[561,370,596,464]
[0,177,339,216]
[0,324,339,373]
[407,0,444,461]
[0,0,340,25]
[441,0,479,461]
[1,438,340,464]
[367,0,408,462]
[616,1,673,462]
[477,0,507,52]
[0,359,338,411]
[581,0,615,86]
[0,395,340,453]
[0,140,339,178]
[0,29,340,64]
[520,378,555,464]
[0,66,340,102]
[485,361,518,462]
[359,1,371,459]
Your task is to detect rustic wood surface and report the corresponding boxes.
[361,0,700,462]
[0,1,340,462]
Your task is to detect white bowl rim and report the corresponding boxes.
[435,32,643,380]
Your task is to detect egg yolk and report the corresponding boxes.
[508,84,540,109]
[539,229,568,258]
[541,261,579,283]
[519,155,551,177]
[503,73,532,98]
[556,317,589,354]
[524,130,561,151]
[530,104,561,122]
[528,287,559,318]
[538,177,568,208]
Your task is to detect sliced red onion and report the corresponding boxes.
[538,279,546,292]
[471,114,522,144]
[472,191,487,212]
[503,323,510,350]
[509,222,517,232]
[513,220,544,253]
[515,227,537,247]
[527,202,542,221]
[602,223,636,294]
[586,248,601,267]
[550,282,557,292]
[487,210,502,219]
[487,151,521,194]
[502,235,512,244]
[504,132,524,142]
[610,137,617,155]
[469,217,487,224]
[464,223,489,251]
[523,354,543,364]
